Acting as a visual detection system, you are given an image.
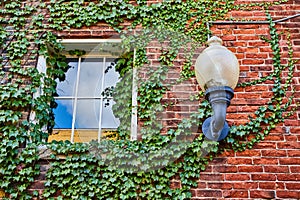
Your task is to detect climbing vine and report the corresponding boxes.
[0,0,297,199]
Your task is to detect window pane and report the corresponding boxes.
[104,58,119,89]
[56,59,78,97]
[102,99,120,128]
[74,99,100,129]
[77,58,104,97]
[53,100,73,128]
[73,130,98,143]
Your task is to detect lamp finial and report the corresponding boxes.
[207,36,222,46]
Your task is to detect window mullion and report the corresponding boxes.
[131,49,138,140]
[71,57,82,143]
[97,57,106,142]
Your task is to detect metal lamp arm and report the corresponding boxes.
[202,86,234,141]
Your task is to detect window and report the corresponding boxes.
[36,39,138,143]
[51,57,120,143]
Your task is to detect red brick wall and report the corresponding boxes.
[190,1,300,199]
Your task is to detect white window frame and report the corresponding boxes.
[35,39,137,143]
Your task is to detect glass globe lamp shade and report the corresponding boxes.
[195,36,240,91]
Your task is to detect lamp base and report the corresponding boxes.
[202,117,229,141]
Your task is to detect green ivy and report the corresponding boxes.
[0,0,297,199]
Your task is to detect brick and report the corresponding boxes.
[245,85,269,92]
[231,11,254,17]
[256,29,269,35]
[290,127,300,133]
[259,46,273,52]
[276,191,300,199]
[238,166,263,172]
[199,174,224,181]
[277,174,300,181]
[242,59,265,65]
[248,41,270,46]
[253,142,276,149]
[238,35,259,41]
[258,182,277,189]
[203,166,212,173]
[207,182,232,190]
[239,65,249,71]
[213,165,237,173]
[235,53,245,59]
[197,181,206,188]
[236,93,261,98]
[264,134,284,141]
[246,98,269,105]
[252,174,277,181]
[250,190,275,199]
[253,158,278,165]
[236,150,261,157]
[246,53,269,59]
[221,35,236,41]
[227,47,236,53]
[264,166,289,173]
[237,47,258,53]
[227,158,252,165]
[233,182,258,189]
[166,105,189,112]
[247,72,260,78]
[225,174,251,181]
[286,182,300,190]
[261,150,287,157]
[196,190,222,197]
[277,142,300,149]
[261,91,273,98]
[290,166,300,173]
[223,190,248,198]
[251,65,274,72]
[230,98,247,105]
[210,157,227,165]
[269,127,286,134]
[284,120,300,126]
[190,189,197,197]
[237,106,259,112]
[279,158,300,165]
[229,113,253,120]
[234,41,247,47]
[284,134,298,141]
[233,29,256,35]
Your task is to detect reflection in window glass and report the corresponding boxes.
[52,57,120,142]
[102,100,120,128]
[56,60,78,97]
[53,100,73,129]
[75,99,100,129]
[78,58,104,97]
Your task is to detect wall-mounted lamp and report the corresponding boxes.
[195,36,240,141]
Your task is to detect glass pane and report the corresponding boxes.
[56,59,78,96]
[48,130,72,142]
[73,129,98,143]
[53,100,73,129]
[77,58,104,97]
[101,99,120,128]
[74,99,100,129]
[104,58,119,88]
